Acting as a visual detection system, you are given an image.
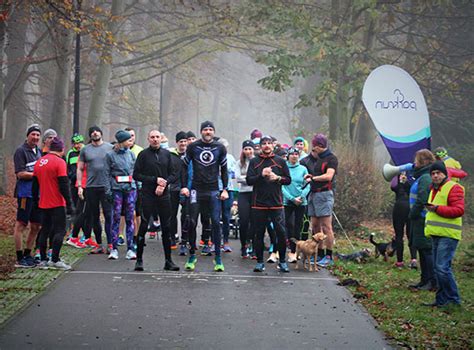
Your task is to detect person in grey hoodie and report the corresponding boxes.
[105,130,137,260]
[235,140,255,258]
[283,147,310,263]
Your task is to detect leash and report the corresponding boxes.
[332,211,356,250]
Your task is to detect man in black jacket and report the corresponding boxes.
[247,135,291,273]
[133,130,179,272]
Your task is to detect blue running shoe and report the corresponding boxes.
[179,244,187,256]
[15,257,35,268]
[185,255,197,271]
[268,244,274,253]
[253,262,265,272]
[278,262,290,273]
[317,255,334,268]
[201,245,212,256]
[117,236,125,246]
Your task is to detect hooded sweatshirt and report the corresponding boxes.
[282,161,310,206]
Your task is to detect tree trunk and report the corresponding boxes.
[49,22,74,136]
[87,0,125,128]
[4,5,28,154]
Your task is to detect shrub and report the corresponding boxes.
[332,143,393,229]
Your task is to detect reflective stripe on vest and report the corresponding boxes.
[425,180,463,240]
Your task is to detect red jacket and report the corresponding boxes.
[430,181,465,218]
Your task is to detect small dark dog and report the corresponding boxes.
[335,248,372,263]
[369,233,396,261]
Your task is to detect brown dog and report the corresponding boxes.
[291,232,327,272]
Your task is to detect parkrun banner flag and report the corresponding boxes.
[362,65,431,165]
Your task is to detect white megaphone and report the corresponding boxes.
[382,162,414,181]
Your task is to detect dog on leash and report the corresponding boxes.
[369,233,396,261]
[290,232,327,272]
[335,248,372,263]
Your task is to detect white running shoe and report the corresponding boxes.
[125,249,137,260]
[48,260,72,270]
[287,253,297,263]
[108,249,119,260]
[267,252,279,263]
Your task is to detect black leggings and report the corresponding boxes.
[137,196,172,261]
[39,207,66,262]
[71,197,92,239]
[253,209,287,263]
[285,205,306,253]
[238,192,253,248]
[393,201,416,262]
[84,187,112,245]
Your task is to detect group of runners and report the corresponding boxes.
[13,121,339,273]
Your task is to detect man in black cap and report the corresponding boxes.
[77,125,114,253]
[13,124,43,268]
[181,121,229,272]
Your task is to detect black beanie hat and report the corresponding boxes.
[88,125,103,137]
[176,131,187,142]
[26,124,41,136]
[186,131,196,139]
[430,161,448,177]
[200,121,215,132]
[242,140,255,149]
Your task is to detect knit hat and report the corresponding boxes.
[175,131,187,142]
[71,133,84,144]
[88,125,103,137]
[115,130,132,143]
[287,147,300,155]
[260,135,273,144]
[186,131,196,139]
[42,128,57,142]
[250,129,263,140]
[200,121,215,131]
[312,133,328,148]
[26,124,41,136]
[430,161,448,177]
[433,147,448,158]
[49,137,64,152]
[242,140,255,149]
[294,136,305,145]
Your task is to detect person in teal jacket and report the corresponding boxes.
[408,149,436,291]
[283,147,310,263]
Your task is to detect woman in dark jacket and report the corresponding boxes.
[391,172,417,268]
[408,149,436,290]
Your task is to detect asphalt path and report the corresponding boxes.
[0,237,391,349]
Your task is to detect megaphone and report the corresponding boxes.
[382,162,414,181]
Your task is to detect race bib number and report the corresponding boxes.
[116,176,132,183]
[190,189,197,204]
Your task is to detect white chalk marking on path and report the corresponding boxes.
[70,270,338,281]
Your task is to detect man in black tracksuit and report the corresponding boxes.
[133,130,179,272]
[247,135,291,273]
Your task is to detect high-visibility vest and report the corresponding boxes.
[443,156,462,183]
[425,180,463,240]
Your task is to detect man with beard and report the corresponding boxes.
[13,124,43,267]
[246,135,291,273]
[77,126,114,253]
[133,130,179,271]
[181,121,229,272]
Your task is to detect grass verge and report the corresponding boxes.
[0,234,88,326]
[332,222,474,349]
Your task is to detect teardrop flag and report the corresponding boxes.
[362,65,431,165]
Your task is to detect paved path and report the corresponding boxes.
[0,239,391,349]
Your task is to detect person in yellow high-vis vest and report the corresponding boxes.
[433,147,462,183]
[424,161,465,307]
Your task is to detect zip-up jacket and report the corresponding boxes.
[104,148,136,194]
[282,161,309,206]
[246,153,291,209]
[169,148,185,192]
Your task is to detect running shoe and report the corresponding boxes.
[47,260,71,270]
[287,253,297,263]
[268,244,274,253]
[34,249,41,260]
[90,246,105,254]
[317,256,334,268]
[410,259,418,270]
[24,255,37,266]
[149,232,157,239]
[199,239,205,247]
[108,249,119,260]
[134,260,144,271]
[15,257,35,268]
[79,235,86,244]
[47,249,52,258]
[253,262,265,272]
[201,245,212,256]
[117,236,125,246]
[185,255,197,271]
[67,237,87,249]
[125,249,137,260]
[164,260,180,271]
[241,247,249,259]
[277,262,290,273]
[223,243,232,253]
[213,256,225,272]
[267,252,279,263]
[36,260,49,269]
[106,244,113,254]
[83,238,99,248]
[170,243,178,250]
[394,261,404,268]
[179,244,187,256]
